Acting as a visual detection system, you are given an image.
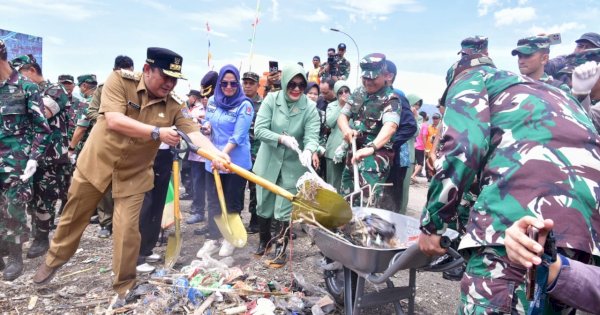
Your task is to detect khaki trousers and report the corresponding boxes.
[46,169,144,295]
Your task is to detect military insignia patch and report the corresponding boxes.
[246,105,252,115]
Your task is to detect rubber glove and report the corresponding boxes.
[299,149,312,168]
[20,160,38,181]
[280,135,299,151]
[572,61,600,95]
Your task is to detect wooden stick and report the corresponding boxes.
[58,267,94,280]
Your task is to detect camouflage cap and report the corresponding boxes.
[10,54,37,71]
[77,74,97,86]
[360,53,386,79]
[511,36,550,56]
[441,54,496,104]
[458,36,488,55]
[559,48,600,74]
[58,74,75,83]
[242,71,260,82]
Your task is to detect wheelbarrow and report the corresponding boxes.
[310,206,463,315]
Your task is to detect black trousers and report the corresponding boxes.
[139,149,173,257]
[381,164,408,213]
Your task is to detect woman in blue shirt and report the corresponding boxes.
[195,65,254,258]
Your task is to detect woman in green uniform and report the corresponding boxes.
[252,64,320,268]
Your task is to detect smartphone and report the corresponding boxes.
[268,61,279,74]
[525,226,539,300]
[268,61,281,89]
[548,33,561,45]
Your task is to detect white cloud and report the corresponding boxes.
[477,0,499,16]
[332,0,424,22]
[517,0,528,5]
[494,7,536,26]
[183,7,257,30]
[527,22,585,37]
[320,26,329,33]
[298,8,330,23]
[0,0,98,21]
[271,0,280,21]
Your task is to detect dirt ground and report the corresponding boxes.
[0,178,460,314]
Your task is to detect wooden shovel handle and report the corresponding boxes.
[212,169,229,224]
[195,148,295,201]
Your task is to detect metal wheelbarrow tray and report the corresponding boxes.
[311,207,462,315]
[312,207,420,274]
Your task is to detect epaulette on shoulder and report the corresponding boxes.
[120,70,142,81]
[169,91,184,105]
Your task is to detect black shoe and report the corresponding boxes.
[254,216,272,256]
[26,237,49,259]
[247,224,260,234]
[193,226,209,236]
[3,243,23,281]
[89,215,100,224]
[269,240,288,268]
[180,192,192,200]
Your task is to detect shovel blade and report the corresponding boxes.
[293,186,352,229]
[164,227,181,268]
[214,214,247,248]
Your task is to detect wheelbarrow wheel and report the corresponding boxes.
[323,257,357,305]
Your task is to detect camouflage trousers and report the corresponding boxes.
[0,172,32,245]
[459,246,590,314]
[340,148,393,207]
[30,163,70,235]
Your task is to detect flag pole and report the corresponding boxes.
[248,0,260,72]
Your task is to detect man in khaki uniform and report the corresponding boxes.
[33,47,229,302]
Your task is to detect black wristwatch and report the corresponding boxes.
[150,126,160,141]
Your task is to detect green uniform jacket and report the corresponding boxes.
[253,64,320,220]
[324,100,343,160]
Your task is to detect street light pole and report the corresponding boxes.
[330,28,360,87]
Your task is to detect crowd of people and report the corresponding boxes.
[1,29,600,313]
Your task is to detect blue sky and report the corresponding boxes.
[1,0,598,103]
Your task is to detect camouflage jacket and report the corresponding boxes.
[249,93,263,158]
[86,83,104,123]
[341,85,401,149]
[421,65,600,257]
[334,57,351,80]
[74,93,93,153]
[0,69,50,174]
[539,73,571,94]
[65,94,80,140]
[38,80,70,164]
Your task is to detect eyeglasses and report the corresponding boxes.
[220,81,239,88]
[337,88,350,96]
[287,81,307,91]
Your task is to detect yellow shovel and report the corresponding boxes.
[212,169,247,248]
[175,130,352,229]
[164,156,182,269]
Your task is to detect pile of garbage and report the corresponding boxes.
[337,213,418,249]
[115,254,337,314]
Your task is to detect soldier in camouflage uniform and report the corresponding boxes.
[0,40,50,281]
[338,53,401,207]
[418,53,600,313]
[68,74,97,158]
[11,55,70,258]
[58,74,79,145]
[512,35,570,93]
[242,71,262,233]
[333,43,351,82]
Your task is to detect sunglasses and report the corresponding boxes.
[337,88,350,96]
[220,81,239,88]
[287,81,307,91]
